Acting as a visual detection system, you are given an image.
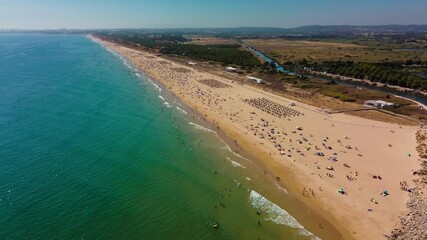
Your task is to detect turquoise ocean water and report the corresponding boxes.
[0,34,319,240]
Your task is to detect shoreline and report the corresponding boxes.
[92,35,421,240]
[91,36,345,239]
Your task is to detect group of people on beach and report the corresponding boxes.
[239,108,402,206]
[199,79,231,89]
[243,98,302,118]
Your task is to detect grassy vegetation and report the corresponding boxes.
[389,105,427,122]
[278,76,413,105]
[282,77,356,101]
[159,43,261,68]
[320,88,356,102]
[244,38,427,91]
[189,36,238,45]
[96,32,261,68]
[244,38,427,63]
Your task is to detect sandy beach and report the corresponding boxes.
[94,37,422,240]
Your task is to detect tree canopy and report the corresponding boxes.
[317,61,427,90]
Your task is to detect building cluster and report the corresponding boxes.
[364,100,396,109]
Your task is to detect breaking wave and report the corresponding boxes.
[176,106,188,115]
[230,160,245,169]
[188,122,215,133]
[163,101,171,108]
[249,190,318,238]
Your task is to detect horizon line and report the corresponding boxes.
[1,24,427,32]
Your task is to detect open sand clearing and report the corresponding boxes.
[95,38,421,240]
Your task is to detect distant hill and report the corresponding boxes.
[94,25,427,37]
[2,25,427,37]
[288,25,427,34]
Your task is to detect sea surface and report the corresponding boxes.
[0,34,319,239]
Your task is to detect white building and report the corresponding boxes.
[225,67,237,72]
[247,76,266,84]
[364,100,395,109]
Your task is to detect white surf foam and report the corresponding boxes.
[233,179,241,187]
[135,72,162,93]
[249,190,318,238]
[123,59,132,69]
[221,144,248,160]
[158,95,165,101]
[188,122,215,133]
[163,101,171,108]
[147,78,162,92]
[176,106,188,115]
[221,145,232,151]
[230,160,246,169]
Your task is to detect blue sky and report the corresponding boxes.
[1,0,426,29]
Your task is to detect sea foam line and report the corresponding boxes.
[134,70,161,93]
[188,122,215,133]
[221,143,249,160]
[143,76,162,92]
[225,156,245,169]
[176,106,188,115]
[163,101,171,108]
[230,160,246,169]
